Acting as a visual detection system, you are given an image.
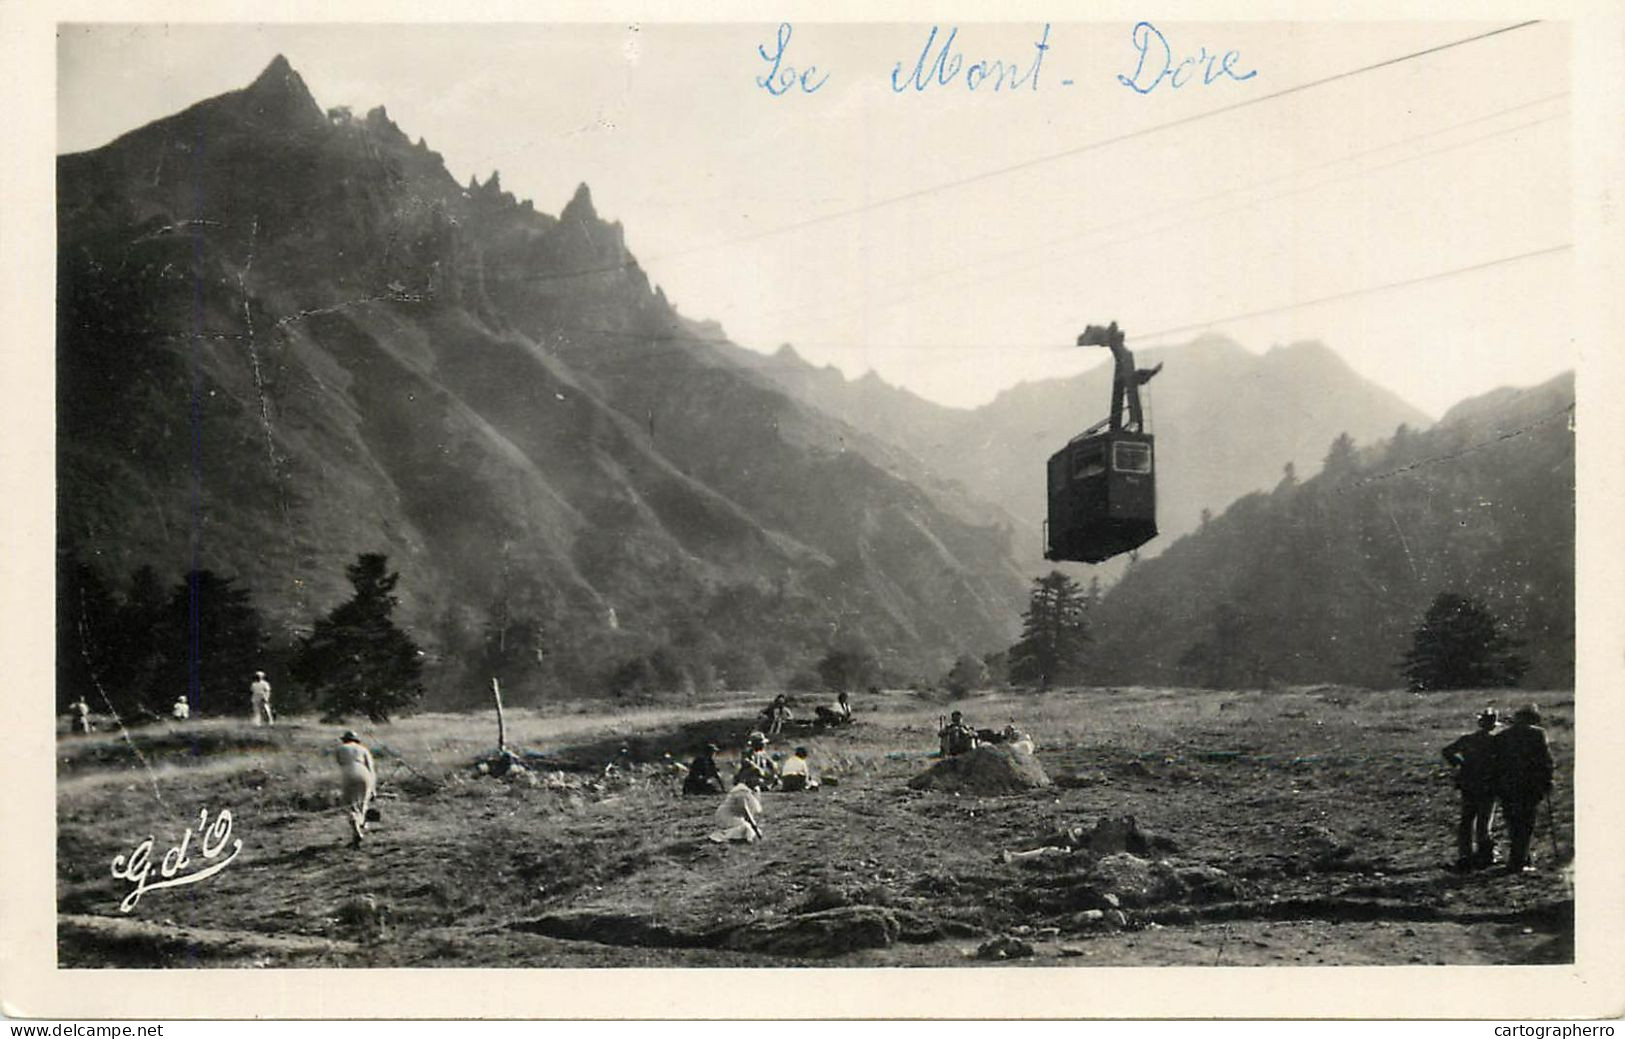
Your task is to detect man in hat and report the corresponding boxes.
[1441,708,1501,870]
[335,730,377,848]
[737,731,779,789]
[939,711,977,757]
[171,694,190,721]
[1492,704,1555,873]
[249,670,274,726]
[683,743,727,795]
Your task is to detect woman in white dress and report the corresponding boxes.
[335,731,377,847]
[708,771,765,843]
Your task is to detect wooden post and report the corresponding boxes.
[492,677,507,753]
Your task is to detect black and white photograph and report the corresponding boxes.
[5,4,1625,1021]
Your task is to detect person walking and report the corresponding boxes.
[335,730,378,848]
[1440,708,1501,870]
[1492,704,1555,873]
[249,670,274,726]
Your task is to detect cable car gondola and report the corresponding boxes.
[1043,322,1162,564]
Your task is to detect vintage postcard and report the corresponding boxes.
[2,0,1622,1022]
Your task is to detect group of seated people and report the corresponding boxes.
[938,711,1034,757]
[694,731,823,843]
[681,731,822,797]
[758,691,854,736]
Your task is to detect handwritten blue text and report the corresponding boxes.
[1118,22,1257,94]
[891,24,1052,93]
[756,23,830,96]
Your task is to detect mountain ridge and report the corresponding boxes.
[56,57,1029,706]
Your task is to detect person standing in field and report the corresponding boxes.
[1493,704,1555,873]
[1440,708,1500,870]
[171,695,190,721]
[69,697,93,734]
[249,670,274,726]
[335,730,378,848]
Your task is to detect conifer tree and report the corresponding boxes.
[1401,592,1528,691]
[293,553,424,722]
[1009,571,1090,690]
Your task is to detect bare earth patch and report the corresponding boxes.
[57,686,1574,967]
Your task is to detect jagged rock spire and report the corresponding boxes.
[561,182,597,223]
[240,54,324,128]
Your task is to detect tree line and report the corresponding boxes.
[58,552,424,723]
[962,570,1529,695]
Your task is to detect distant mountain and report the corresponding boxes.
[725,333,1433,576]
[56,57,1030,708]
[1085,373,1575,689]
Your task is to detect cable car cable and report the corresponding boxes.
[475,21,1547,287]
[1131,243,1572,344]
[642,21,1545,261]
[747,103,1567,328]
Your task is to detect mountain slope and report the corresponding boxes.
[56,57,1029,705]
[728,333,1432,574]
[1084,373,1575,689]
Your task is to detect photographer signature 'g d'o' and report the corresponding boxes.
[110,807,243,912]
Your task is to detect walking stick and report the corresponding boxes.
[1545,789,1562,864]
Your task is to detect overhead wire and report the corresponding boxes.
[646,20,1546,260]
[475,20,1549,288]
[532,242,1571,358]
[746,99,1568,328]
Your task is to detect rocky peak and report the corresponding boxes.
[560,182,598,224]
[238,54,325,129]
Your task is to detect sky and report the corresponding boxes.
[55,19,1575,418]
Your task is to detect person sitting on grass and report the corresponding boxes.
[760,695,793,737]
[739,731,780,788]
[779,746,819,792]
[708,769,766,843]
[683,743,727,796]
[815,690,853,727]
[938,711,977,757]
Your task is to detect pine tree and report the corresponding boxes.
[161,569,266,718]
[1401,592,1528,691]
[1008,571,1090,690]
[293,553,424,722]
